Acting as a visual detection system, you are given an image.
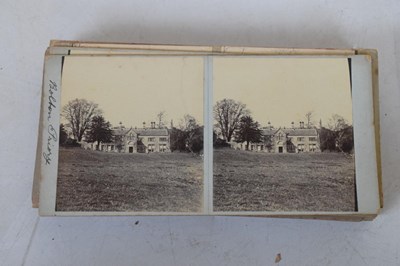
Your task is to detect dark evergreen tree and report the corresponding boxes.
[235,115,262,150]
[169,128,187,152]
[319,127,336,151]
[85,115,112,150]
[59,123,68,146]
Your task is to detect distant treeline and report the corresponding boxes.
[212,98,354,154]
[59,98,205,153]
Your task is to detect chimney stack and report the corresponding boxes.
[291,121,294,129]
[143,122,146,129]
[268,121,272,130]
[300,121,304,128]
[151,122,156,129]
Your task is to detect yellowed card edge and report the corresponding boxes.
[49,40,356,56]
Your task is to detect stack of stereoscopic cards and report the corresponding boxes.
[33,40,382,221]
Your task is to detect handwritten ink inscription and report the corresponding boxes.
[47,80,57,121]
[43,80,58,165]
[43,125,58,165]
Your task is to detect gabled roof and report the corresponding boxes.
[134,128,169,136]
[261,128,278,136]
[261,127,318,137]
[283,128,318,136]
[112,127,134,136]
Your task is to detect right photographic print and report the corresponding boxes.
[213,57,356,212]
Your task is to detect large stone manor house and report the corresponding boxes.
[83,122,170,153]
[232,121,320,153]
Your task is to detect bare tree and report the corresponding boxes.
[214,98,250,142]
[61,98,102,142]
[328,114,348,132]
[305,111,314,128]
[179,114,198,131]
[157,111,167,128]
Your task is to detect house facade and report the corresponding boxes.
[232,122,320,153]
[135,128,170,153]
[83,123,171,153]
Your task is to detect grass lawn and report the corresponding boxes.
[213,149,356,212]
[56,148,203,212]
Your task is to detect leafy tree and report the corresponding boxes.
[180,114,203,153]
[170,128,187,152]
[61,98,102,141]
[235,115,262,150]
[319,114,354,153]
[328,114,354,153]
[338,126,354,153]
[59,124,68,146]
[170,114,203,153]
[214,98,250,142]
[186,126,204,153]
[319,127,336,151]
[85,115,112,150]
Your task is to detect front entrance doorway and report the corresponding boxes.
[278,146,283,153]
[129,147,134,153]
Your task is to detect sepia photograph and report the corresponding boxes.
[56,56,204,212]
[213,57,356,212]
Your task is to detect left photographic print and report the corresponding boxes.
[56,56,204,213]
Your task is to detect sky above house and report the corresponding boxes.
[61,55,352,129]
[213,57,353,128]
[61,56,204,128]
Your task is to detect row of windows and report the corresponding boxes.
[244,143,317,152]
[309,144,317,152]
[160,144,167,152]
[99,144,115,151]
[121,135,169,142]
[147,137,168,142]
[250,144,264,151]
[147,144,168,152]
[267,136,317,142]
[239,143,264,151]
[298,144,317,151]
[297,137,317,142]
